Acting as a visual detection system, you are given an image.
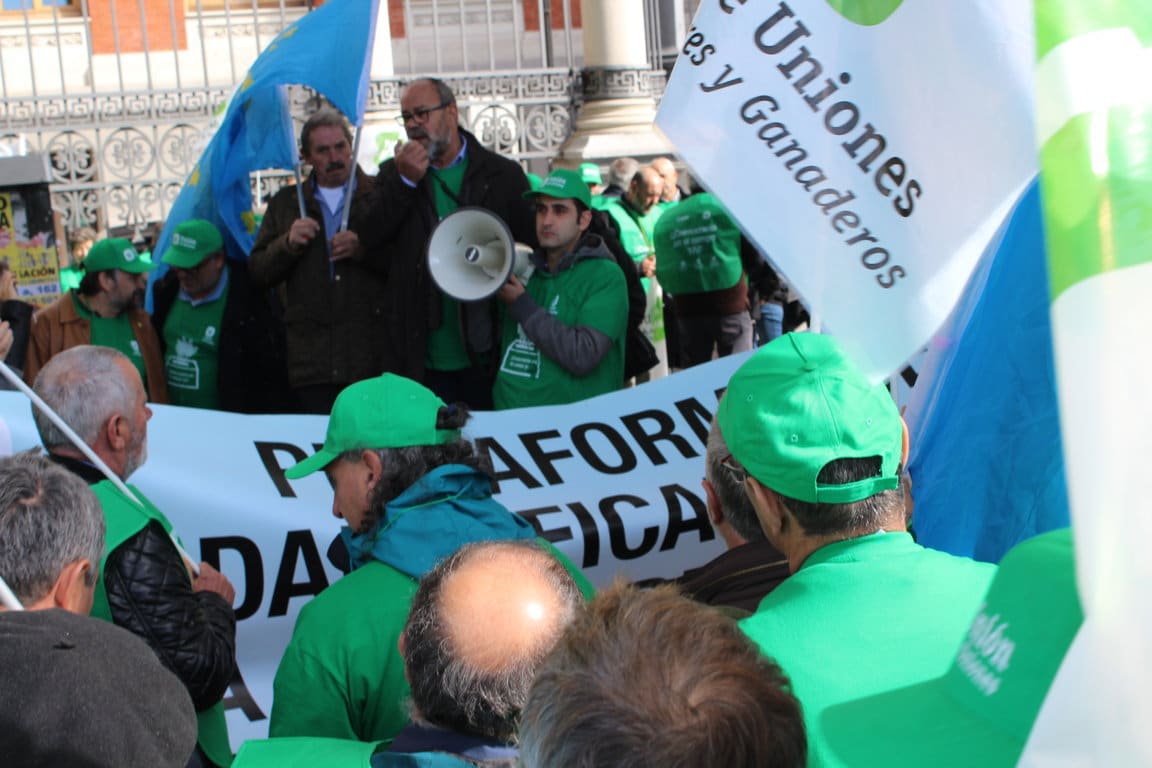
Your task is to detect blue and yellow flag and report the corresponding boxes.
[153,0,379,264]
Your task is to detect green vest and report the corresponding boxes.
[602,200,664,294]
[652,193,744,295]
[162,282,229,409]
[90,481,233,767]
[232,737,380,768]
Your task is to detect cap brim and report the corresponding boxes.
[161,249,204,269]
[821,677,1023,768]
[119,260,156,273]
[284,448,339,480]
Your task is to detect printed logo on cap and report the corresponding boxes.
[173,233,197,249]
[123,248,137,262]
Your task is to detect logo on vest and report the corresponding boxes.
[955,604,1015,696]
[167,337,202,390]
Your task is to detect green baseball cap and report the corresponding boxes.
[717,333,902,503]
[526,172,544,192]
[822,527,1082,767]
[579,162,603,185]
[523,169,592,209]
[82,238,154,274]
[162,219,223,268]
[285,374,462,480]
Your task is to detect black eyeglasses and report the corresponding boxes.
[396,101,451,125]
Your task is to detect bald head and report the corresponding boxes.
[628,167,664,214]
[650,157,680,202]
[402,540,582,742]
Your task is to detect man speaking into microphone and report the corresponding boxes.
[250,108,387,414]
[355,78,536,410]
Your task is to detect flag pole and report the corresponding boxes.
[0,574,23,611]
[294,164,307,219]
[0,361,200,577]
[339,122,362,232]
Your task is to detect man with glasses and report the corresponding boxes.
[152,218,290,412]
[24,236,168,403]
[251,108,387,414]
[356,77,536,410]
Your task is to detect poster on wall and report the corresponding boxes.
[0,186,60,309]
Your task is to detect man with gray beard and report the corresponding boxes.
[33,345,237,768]
[355,77,536,409]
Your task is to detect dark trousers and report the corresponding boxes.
[677,312,754,369]
[424,367,494,411]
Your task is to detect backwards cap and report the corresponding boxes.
[717,333,902,503]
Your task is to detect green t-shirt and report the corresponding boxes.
[739,532,996,767]
[72,292,149,391]
[493,258,627,409]
[425,159,472,372]
[162,279,229,409]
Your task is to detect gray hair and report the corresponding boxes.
[335,402,493,529]
[300,107,354,155]
[402,540,582,743]
[32,346,136,450]
[0,450,105,604]
[519,581,807,768]
[607,157,639,188]
[773,457,906,537]
[706,416,766,543]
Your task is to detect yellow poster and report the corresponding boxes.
[0,190,61,309]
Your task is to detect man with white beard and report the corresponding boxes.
[32,344,238,768]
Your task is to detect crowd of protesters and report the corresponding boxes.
[0,79,1078,768]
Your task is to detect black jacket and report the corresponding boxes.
[354,129,536,385]
[250,169,389,391]
[49,454,237,712]
[152,258,292,413]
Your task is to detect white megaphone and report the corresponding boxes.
[427,207,536,301]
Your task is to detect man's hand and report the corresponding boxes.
[287,217,320,252]
[192,562,236,606]
[395,140,430,184]
[639,254,657,278]
[329,230,361,262]
[497,274,525,305]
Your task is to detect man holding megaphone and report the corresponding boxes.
[492,169,628,409]
[355,78,536,410]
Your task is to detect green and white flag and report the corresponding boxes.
[1022,3,1152,765]
[656,0,1036,381]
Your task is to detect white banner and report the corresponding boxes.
[655,0,1036,381]
[0,355,744,747]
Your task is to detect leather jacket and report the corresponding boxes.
[50,454,236,711]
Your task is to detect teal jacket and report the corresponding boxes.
[341,464,537,577]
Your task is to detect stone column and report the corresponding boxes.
[556,0,671,167]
